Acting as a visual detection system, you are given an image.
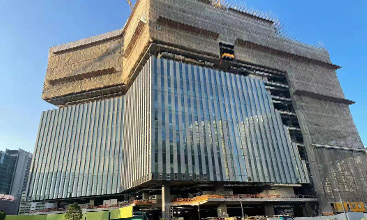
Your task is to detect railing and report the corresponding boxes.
[26,194,317,214]
[29,207,65,214]
[28,202,133,214]
[172,194,316,203]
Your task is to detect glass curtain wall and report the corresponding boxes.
[28,56,309,201]
[28,97,124,200]
[151,57,308,184]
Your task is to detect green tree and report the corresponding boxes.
[64,203,83,220]
[0,210,6,220]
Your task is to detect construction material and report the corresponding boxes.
[332,202,366,213]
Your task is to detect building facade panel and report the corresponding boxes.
[121,57,152,190]
[28,97,125,200]
[29,56,311,201]
[151,57,308,184]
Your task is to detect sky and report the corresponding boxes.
[0,0,366,153]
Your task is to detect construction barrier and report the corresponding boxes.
[172,194,293,203]
[173,195,225,203]
[6,215,48,220]
[86,211,109,220]
[332,202,366,213]
[6,206,135,220]
[110,206,134,219]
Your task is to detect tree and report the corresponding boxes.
[0,210,6,220]
[64,203,83,220]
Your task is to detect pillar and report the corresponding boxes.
[215,183,226,195]
[162,182,171,220]
[143,192,150,200]
[302,203,315,217]
[217,204,228,217]
[265,205,275,217]
[89,199,95,206]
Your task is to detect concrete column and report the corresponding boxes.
[302,203,315,217]
[217,204,228,217]
[89,199,95,206]
[143,192,150,200]
[215,183,226,195]
[265,205,275,217]
[162,183,171,220]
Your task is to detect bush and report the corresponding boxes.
[0,211,6,220]
[64,203,83,220]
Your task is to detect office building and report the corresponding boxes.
[0,149,32,214]
[27,0,367,218]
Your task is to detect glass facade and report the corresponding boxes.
[28,56,308,200]
[28,97,125,200]
[151,57,308,184]
[120,61,152,190]
[0,149,32,199]
[0,150,18,194]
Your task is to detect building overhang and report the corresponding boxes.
[236,39,341,70]
[313,144,367,152]
[293,90,355,105]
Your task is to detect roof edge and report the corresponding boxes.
[50,29,123,54]
[293,90,355,105]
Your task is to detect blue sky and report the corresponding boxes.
[0,0,366,153]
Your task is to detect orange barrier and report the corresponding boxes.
[173,195,225,203]
[171,193,304,203]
